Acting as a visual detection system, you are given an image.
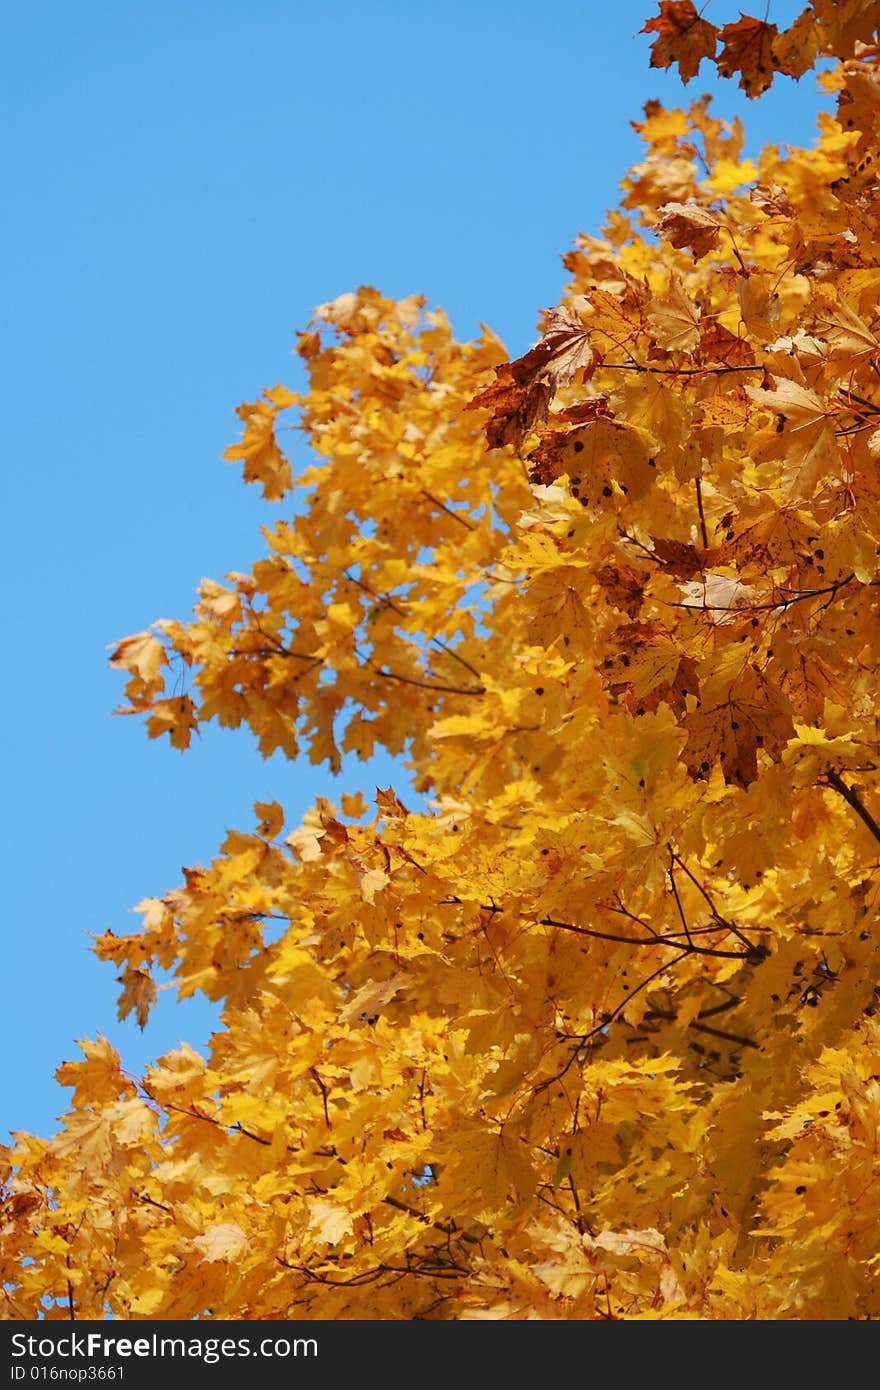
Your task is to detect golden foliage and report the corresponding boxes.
[5,6,880,1321]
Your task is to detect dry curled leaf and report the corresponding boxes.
[655,201,723,258]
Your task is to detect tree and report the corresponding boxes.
[4,2,880,1321]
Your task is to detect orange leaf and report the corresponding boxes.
[469,363,552,453]
[510,305,603,394]
[717,16,779,98]
[641,1,718,83]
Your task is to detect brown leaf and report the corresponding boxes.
[469,364,552,453]
[376,786,411,820]
[595,564,648,617]
[717,16,779,98]
[651,537,708,579]
[295,328,322,359]
[641,1,718,83]
[698,320,756,368]
[655,201,722,259]
[750,183,794,217]
[683,658,793,786]
[510,305,603,394]
[471,309,602,454]
[771,8,818,79]
[116,965,157,1029]
[555,396,612,426]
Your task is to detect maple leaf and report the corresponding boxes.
[376,786,410,821]
[603,620,699,715]
[107,630,165,690]
[469,306,601,453]
[813,296,880,365]
[528,418,655,510]
[772,9,819,79]
[698,319,756,367]
[511,305,603,393]
[142,1043,206,1106]
[683,654,794,785]
[144,694,197,750]
[678,572,760,623]
[194,1223,249,1263]
[749,183,794,217]
[593,1227,685,1305]
[716,16,779,98]
[646,273,701,352]
[223,394,293,501]
[115,964,157,1028]
[655,201,722,258]
[339,972,407,1025]
[444,1124,537,1210]
[55,1036,133,1109]
[746,377,841,500]
[651,537,708,579]
[812,0,880,57]
[641,1,718,83]
[308,1200,354,1247]
[469,363,552,452]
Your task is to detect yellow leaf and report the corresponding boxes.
[307,1200,353,1246]
[193,1223,249,1263]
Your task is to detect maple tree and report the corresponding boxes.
[5,2,880,1322]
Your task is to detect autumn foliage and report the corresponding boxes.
[6,3,880,1320]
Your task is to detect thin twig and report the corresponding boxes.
[690,1019,759,1049]
[420,490,476,531]
[837,387,880,414]
[824,768,880,846]
[667,854,695,950]
[603,363,760,376]
[537,952,690,1090]
[539,912,753,960]
[669,851,757,953]
[310,1068,331,1128]
[345,569,483,681]
[364,660,484,696]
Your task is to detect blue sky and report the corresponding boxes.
[2,0,829,1140]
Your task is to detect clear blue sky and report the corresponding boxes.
[2,0,828,1140]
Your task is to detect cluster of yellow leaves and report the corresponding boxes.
[5,5,880,1321]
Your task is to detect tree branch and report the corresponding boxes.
[695,477,709,548]
[824,768,880,846]
[420,489,476,531]
[603,363,761,376]
[364,659,485,696]
[538,951,690,1090]
[670,573,855,614]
